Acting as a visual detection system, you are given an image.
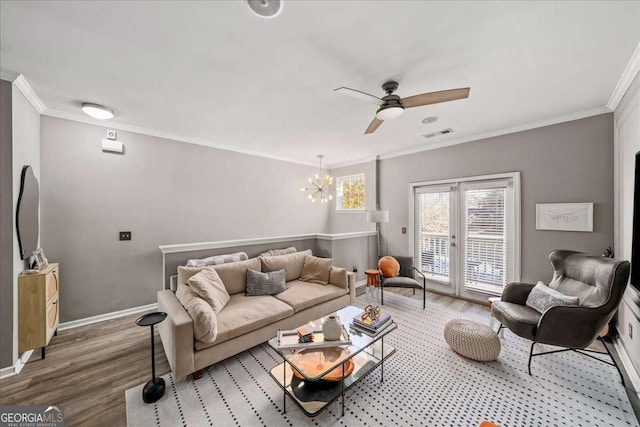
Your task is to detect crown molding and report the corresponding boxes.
[0,68,19,82]
[42,108,319,167]
[377,107,611,162]
[12,75,46,114]
[607,41,640,111]
[328,155,378,170]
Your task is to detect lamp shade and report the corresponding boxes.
[367,210,389,223]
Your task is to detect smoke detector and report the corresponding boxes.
[423,128,454,138]
[246,0,283,18]
[421,116,438,125]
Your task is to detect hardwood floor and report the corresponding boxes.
[0,290,487,426]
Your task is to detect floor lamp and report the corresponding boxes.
[367,209,389,259]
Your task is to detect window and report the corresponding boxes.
[336,174,365,211]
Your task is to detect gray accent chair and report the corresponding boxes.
[379,256,426,309]
[491,250,630,383]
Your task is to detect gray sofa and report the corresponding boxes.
[157,251,356,380]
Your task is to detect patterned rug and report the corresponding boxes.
[125,292,638,426]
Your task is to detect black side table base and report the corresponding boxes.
[142,377,166,404]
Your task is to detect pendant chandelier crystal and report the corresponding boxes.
[300,155,334,203]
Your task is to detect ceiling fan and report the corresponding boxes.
[334,81,470,134]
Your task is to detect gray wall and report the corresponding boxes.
[379,113,614,284]
[0,80,13,369]
[328,160,377,234]
[40,116,331,322]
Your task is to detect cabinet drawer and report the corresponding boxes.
[46,271,58,303]
[47,300,59,331]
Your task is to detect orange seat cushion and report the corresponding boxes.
[378,256,400,277]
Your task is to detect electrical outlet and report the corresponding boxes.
[629,323,633,339]
[402,227,407,234]
[352,266,358,273]
[119,231,132,241]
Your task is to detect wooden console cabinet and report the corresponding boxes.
[18,263,59,358]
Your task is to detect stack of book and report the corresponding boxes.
[350,311,392,336]
[297,327,313,343]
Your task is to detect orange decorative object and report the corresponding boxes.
[290,348,354,381]
[478,421,500,427]
[378,256,400,277]
[365,269,380,287]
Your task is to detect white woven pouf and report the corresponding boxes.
[443,318,501,362]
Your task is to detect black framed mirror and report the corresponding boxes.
[16,165,39,260]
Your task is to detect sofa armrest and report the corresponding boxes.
[157,290,195,381]
[501,282,536,305]
[347,272,356,304]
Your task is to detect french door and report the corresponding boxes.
[411,174,520,302]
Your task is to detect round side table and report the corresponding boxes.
[365,269,381,303]
[136,311,167,404]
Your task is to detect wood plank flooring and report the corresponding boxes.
[0,289,486,426]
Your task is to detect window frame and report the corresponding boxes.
[335,173,367,212]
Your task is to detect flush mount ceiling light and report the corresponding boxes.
[81,103,114,120]
[246,0,283,18]
[300,155,334,203]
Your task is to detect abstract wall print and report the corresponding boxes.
[536,203,594,232]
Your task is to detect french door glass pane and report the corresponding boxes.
[417,191,450,280]
[464,187,507,290]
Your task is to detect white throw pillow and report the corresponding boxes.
[525,281,580,314]
[175,284,217,343]
[188,269,230,313]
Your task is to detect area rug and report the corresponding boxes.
[126,292,638,426]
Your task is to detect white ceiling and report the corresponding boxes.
[1,1,638,167]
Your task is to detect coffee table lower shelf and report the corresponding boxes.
[268,344,396,418]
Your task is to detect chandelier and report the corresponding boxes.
[300,155,334,203]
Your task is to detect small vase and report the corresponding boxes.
[322,315,342,341]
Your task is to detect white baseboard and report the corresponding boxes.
[57,303,158,332]
[613,336,640,396]
[0,350,34,380]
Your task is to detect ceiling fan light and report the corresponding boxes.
[81,102,114,120]
[376,106,404,121]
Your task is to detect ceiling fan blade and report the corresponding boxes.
[401,87,470,109]
[364,117,383,134]
[334,87,382,105]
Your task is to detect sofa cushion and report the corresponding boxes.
[246,269,287,296]
[175,284,218,343]
[211,257,262,295]
[329,267,349,289]
[259,247,297,257]
[273,280,348,313]
[491,300,541,341]
[195,293,294,350]
[188,269,230,313]
[260,250,312,282]
[186,251,248,268]
[300,256,333,285]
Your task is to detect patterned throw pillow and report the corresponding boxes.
[259,247,297,257]
[186,251,248,268]
[246,269,287,296]
[525,281,580,314]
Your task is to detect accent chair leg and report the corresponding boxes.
[413,288,416,295]
[528,342,536,375]
[422,285,426,309]
[192,369,203,380]
[381,286,384,305]
[599,337,625,386]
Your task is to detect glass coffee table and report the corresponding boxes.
[267,305,397,417]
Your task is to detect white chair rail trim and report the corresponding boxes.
[159,231,377,254]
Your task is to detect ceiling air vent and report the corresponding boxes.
[423,128,454,138]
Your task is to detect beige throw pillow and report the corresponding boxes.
[260,249,312,281]
[300,256,333,285]
[329,267,349,289]
[188,269,230,313]
[175,284,217,343]
[212,257,262,295]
